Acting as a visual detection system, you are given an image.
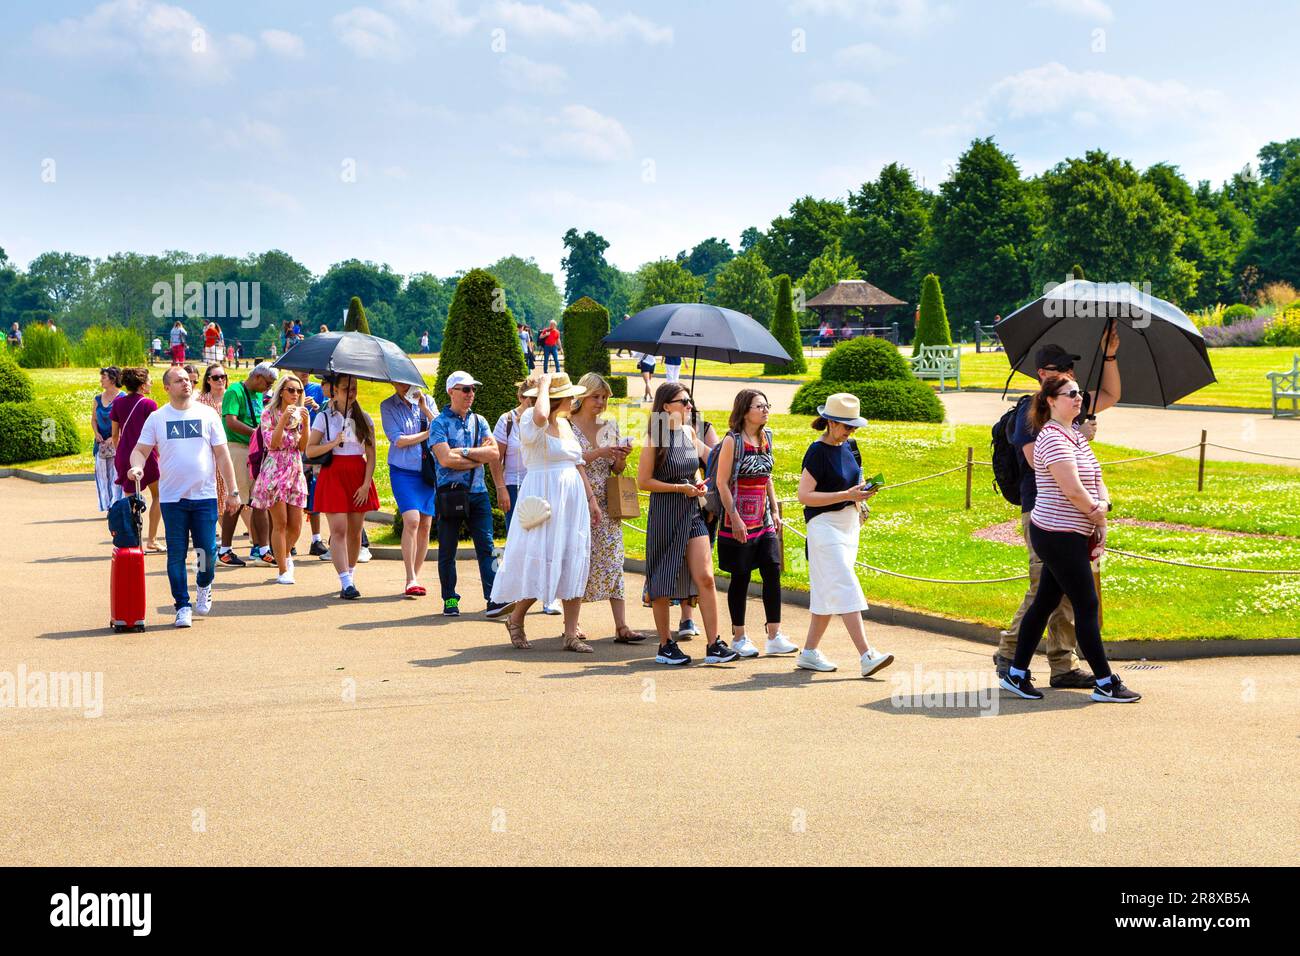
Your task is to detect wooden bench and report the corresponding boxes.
[1266,354,1300,419]
[908,344,961,392]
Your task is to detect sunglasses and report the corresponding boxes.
[669,397,693,407]
[208,374,227,381]
[1056,388,1082,399]
[1044,364,1074,373]
[283,386,302,394]
[751,403,771,411]
[456,385,477,393]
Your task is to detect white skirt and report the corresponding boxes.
[807,506,868,615]
[490,464,591,605]
[94,449,123,512]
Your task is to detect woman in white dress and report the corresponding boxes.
[491,373,602,652]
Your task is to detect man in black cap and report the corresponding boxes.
[994,331,1120,687]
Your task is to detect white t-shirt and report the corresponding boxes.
[315,407,372,457]
[136,402,227,504]
[493,409,527,486]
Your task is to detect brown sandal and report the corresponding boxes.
[562,632,594,654]
[506,620,530,649]
[613,625,647,644]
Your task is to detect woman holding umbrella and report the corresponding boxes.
[306,373,379,600]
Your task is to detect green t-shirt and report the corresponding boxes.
[221,380,262,445]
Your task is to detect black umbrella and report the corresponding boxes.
[603,302,791,393]
[994,280,1216,408]
[273,331,426,388]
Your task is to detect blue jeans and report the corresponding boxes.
[503,483,519,530]
[542,345,560,372]
[437,490,496,603]
[161,498,217,610]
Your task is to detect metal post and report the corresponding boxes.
[1197,429,1207,492]
[965,446,974,509]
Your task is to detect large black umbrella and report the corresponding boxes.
[995,280,1216,408]
[603,302,792,393]
[273,331,425,388]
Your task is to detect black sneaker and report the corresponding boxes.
[704,639,739,664]
[258,549,276,565]
[999,670,1044,700]
[443,598,460,616]
[993,653,1013,679]
[309,540,329,557]
[655,640,691,665]
[218,550,246,567]
[1091,675,1142,703]
[1050,668,1096,689]
[484,600,515,619]
[339,585,361,600]
[290,547,298,556]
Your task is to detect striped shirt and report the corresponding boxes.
[1030,420,1102,536]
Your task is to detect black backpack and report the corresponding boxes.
[991,395,1030,505]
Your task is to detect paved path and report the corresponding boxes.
[2,478,1296,865]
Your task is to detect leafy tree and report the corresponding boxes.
[676,237,734,287]
[738,227,764,255]
[1144,163,1240,309]
[1258,139,1300,185]
[305,260,401,333]
[755,195,848,280]
[560,228,615,305]
[710,249,776,327]
[1242,155,1300,287]
[396,273,455,352]
[489,255,564,330]
[604,268,640,325]
[796,238,862,303]
[25,252,91,316]
[843,163,931,299]
[766,274,806,375]
[921,138,1036,336]
[631,259,705,312]
[913,273,953,354]
[344,296,371,334]
[435,268,527,435]
[250,249,313,320]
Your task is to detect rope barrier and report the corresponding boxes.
[1107,548,1300,574]
[781,523,1030,584]
[1096,444,1202,465]
[1205,443,1300,463]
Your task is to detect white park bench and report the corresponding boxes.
[908,344,961,391]
[1266,354,1300,419]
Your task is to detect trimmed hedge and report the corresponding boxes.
[609,375,628,399]
[0,350,35,404]
[766,274,806,375]
[1221,303,1254,327]
[790,379,944,423]
[17,325,71,369]
[0,399,82,464]
[344,296,371,334]
[821,336,911,383]
[560,296,612,382]
[912,273,952,354]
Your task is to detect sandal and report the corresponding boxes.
[404,584,426,597]
[506,620,530,649]
[562,632,594,654]
[614,625,647,644]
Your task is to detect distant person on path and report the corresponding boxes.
[663,352,688,384]
[169,320,187,365]
[818,321,833,347]
[491,372,597,650]
[420,331,430,353]
[429,371,510,619]
[251,373,310,585]
[793,393,893,677]
[306,373,379,600]
[127,365,240,628]
[197,364,229,518]
[518,324,534,371]
[539,321,561,373]
[92,366,123,512]
[111,366,162,551]
[8,322,22,348]
[635,351,655,402]
[1001,374,1140,704]
[380,380,439,596]
[994,335,1120,689]
[152,335,162,363]
[218,363,277,566]
[203,321,222,363]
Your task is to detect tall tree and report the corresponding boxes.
[488,255,564,330]
[396,273,455,352]
[305,260,401,333]
[25,252,91,316]
[710,249,776,327]
[1258,139,1300,185]
[1242,155,1300,287]
[738,226,764,255]
[843,163,931,299]
[560,228,614,305]
[631,259,705,312]
[796,238,862,303]
[756,195,848,280]
[675,237,735,287]
[1144,164,1241,309]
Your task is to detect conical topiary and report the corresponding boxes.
[766,274,806,375]
[1072,264,1086,281]
[435,269,528,436]
[344,296,371,334]
[912,273,953,355]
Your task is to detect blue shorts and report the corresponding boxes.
[390,464,437,517]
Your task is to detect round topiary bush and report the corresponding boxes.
[609,375,628,399]
[820,336,912,383]
[1222,304,1255,327]
[0,399,82,464]
[0,350,35,404]
[790,378,943,423]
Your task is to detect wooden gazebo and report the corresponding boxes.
[804,279,908,344]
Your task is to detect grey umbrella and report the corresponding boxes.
[272,331,426,388]
[994,280,1216,408]
[603,302,791,393]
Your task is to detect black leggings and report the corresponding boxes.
[728,560,782,629]
[1013,524,1112,680]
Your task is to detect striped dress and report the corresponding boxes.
[644,427,709,601]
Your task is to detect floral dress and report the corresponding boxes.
[250,406,308,510]
[197,391,227,514]
[574,419,625,601]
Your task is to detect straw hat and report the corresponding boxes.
[523,372,587,400]
[817,392,869,428]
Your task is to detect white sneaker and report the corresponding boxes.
[861,649,895,678]
[174,606,193,628]
[541,601,562,615]
[277,569,295,585]
[357,546,373,563]
[195,586,213,615]
[732,636,760,658]
[795,648,836,672]
[765,633,799,655]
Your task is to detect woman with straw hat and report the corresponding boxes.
[793,392,894,677]
[491,372,602,652]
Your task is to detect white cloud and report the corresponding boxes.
[260,29,305,58]
[499,54,567,93]
[542,104,633,162]
[831,41,900,73]
[333,6,404,59]
[789,0,953,32]
[812,80,873,109]
[386,0,477,35]
[1032,0,1114,22]
[226,33,257,59]
[486,1,672,44]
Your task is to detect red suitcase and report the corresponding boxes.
[110,546,147,632]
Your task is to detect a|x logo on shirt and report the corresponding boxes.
[167,420,203,439]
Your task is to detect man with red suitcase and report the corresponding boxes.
[128,366,241,628]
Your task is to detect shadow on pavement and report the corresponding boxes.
[861,692,1095,717]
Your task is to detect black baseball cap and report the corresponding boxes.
[1034,344,1081,371]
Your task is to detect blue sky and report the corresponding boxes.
[3,0,1297,283]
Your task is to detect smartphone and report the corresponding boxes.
[862,473,884,492]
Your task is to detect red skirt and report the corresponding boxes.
[314,454,379,514]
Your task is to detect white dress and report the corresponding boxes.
[489,413,591,605]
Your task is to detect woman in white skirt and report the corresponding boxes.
[794,393,894,677]
[491,373,602,652]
